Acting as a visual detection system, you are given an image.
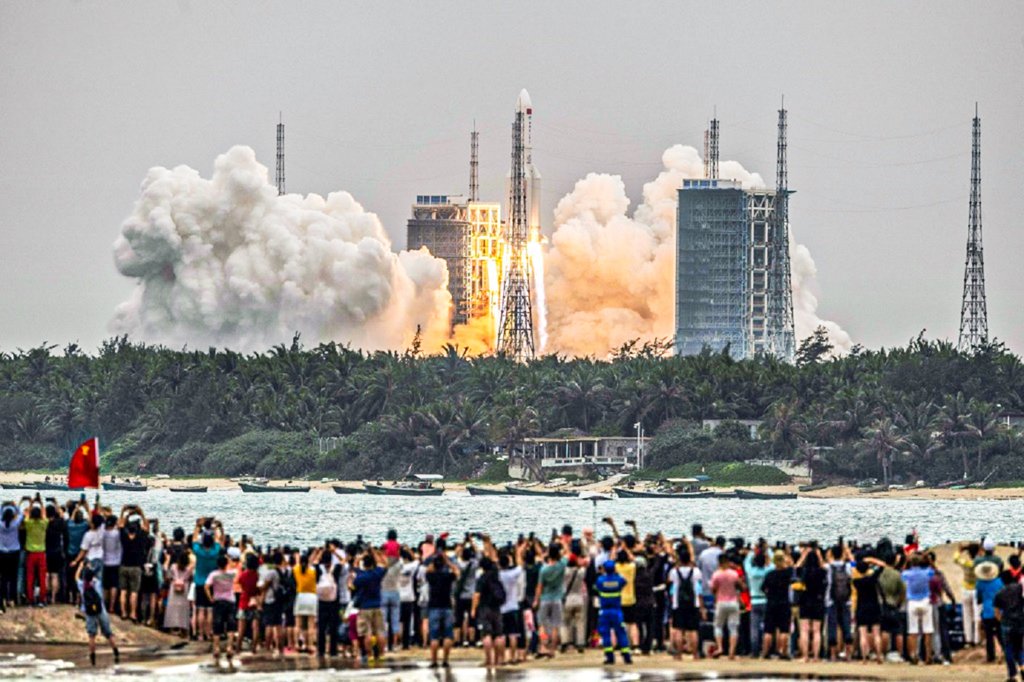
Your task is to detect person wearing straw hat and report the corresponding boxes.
[976,554,1004,664]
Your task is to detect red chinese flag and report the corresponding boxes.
[68,437,100,489]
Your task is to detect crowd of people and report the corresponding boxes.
[2,493,1024,678]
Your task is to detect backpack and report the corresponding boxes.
[83,580,103,616]
[316,566,338,602]
[830,564,851,603]
[675,567,696,608]
[276,568,297,604]
[484,571,506,608]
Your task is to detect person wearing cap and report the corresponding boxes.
[954,542,982,646]
[975,556,1004,663]
[595,560,632,665]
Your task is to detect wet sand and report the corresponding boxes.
[0,640,1010,680]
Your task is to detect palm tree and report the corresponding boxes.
[861,418,901,485]
[762,400,808,458]
[966,400,1002,476]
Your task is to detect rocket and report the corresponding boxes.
[513,89,543,237]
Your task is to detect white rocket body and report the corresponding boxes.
[511,89,542,236]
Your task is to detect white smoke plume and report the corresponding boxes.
[111,146,452,352]
[544,144,851,357]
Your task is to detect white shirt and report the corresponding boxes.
[668,565,703,609]
[81,529,104,561]
[399,560,419,602]
[499,566,524,614]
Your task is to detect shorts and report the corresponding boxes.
[799,601,825,622]
[102,565,119,589]
[46,554,64,574]
[764,604,792,633]
[476,606,503,638]
[357,608,385,638]
[621,604,637,624]
[713,601,741,639]
[85,610,113,638]
[537,601,563,630]
[454,597,473,624]
[261,600,282,627]
[238,606,259,622]
[194,584,213,608]
[672,605,700,631]
[428,608,454,641]
[906,598,933,635]
[501,609,523,640]
[283,602,296,627]
[119,566,142,593]
[293,592,317,617]
[213,600,237,636]
[881,604,903,635]
[139,570,159,595]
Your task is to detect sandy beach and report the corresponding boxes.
[3,471,1022,499]
[0,605,1010,680]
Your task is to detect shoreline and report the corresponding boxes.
[3,471,1023,499]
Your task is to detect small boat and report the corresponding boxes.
[466,485,510,496]
[239,482,310,493]
[103,481,148,492]
[169,486,207,493]
[798,483,828,492]
[612,487,713,499]
[859,485,889,494]
[711,491,738,499]
[363,474,445,496]
[734,489,797,500]
[505,485,578,498]
[3,480,71,491]
[332,485,365,494]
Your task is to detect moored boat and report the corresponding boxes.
[798,483,828,492]
[466,485,510,496]
[102,481,148,492]
[3,481,73,491]
[859,485,889,494]
[363,474,445,496]
[238,482,310,493]
[505,485,578,498]
[612,487,713,499]
[332,485,365,494]
[169,486,207,493]
[734,489,796,500]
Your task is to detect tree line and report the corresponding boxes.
[1,328,1022,484]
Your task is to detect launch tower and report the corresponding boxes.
[497,90,537,361]
[275,114,285,195]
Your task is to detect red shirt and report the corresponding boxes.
[237,570,259,609]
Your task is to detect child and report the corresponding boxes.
[77,565,120,667]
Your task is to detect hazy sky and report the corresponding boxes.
[1,1,1022,354]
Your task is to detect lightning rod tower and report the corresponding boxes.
[703,128,710,178]
[958,104,988,353]
[768,99,796,362]
[708,111,720,180]
[497,93,536,361]
[469,123,479,202]
[275,113,285,196]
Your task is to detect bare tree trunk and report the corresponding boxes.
[962,450,970,480]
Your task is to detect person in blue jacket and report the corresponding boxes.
[595,559,632,665]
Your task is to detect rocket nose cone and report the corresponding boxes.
[517,89,532,111]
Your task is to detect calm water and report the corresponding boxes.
[71,489,1023,547]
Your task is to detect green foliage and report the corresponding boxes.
[0,335,1021,483]
[637,462,790,486]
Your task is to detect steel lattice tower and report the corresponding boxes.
[708,115,720,180]
[496,95,536,361]
[469,124,479,202]
[767,102,796,362]
[275,114,285,196]
[958,104,988,352]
